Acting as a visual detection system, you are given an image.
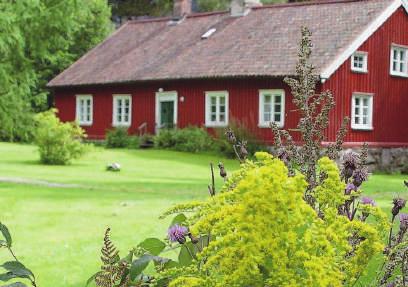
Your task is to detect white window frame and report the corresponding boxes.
[351,51,368,73]
[258,89,285,128]
[205,91,229,127]
[351,93,373,131]
[112,94,132,127]
[155,91,178,131]
[390,44,408,77]
[75,95,93,126]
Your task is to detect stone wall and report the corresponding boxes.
[340,148,408,174]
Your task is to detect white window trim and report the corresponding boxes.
[258,89,285,128]
[351,93,374,131]
[112,94,132,127]
[205,91,229,127]
[155,91,178,131]
[390,44,408,77]
[351,51,368,73]
[75,95,93,126]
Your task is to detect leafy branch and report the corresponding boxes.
[0,222,37,287]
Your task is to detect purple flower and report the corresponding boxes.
[352,168,369,187]
[345,183,357,195]
[387,282,395,287]
[341,152,359,180]
[361,196,376,206]
[400,213,408,232]
[392,197,407,217]
[168,224,188,244]
[277,149,289,164]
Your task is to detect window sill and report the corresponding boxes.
[351,69,368,74]
[351,126,373,131]
[258,123,284,129]
[79,122,93,126]
[390,72,408,78]
[205,123,228,128]
[112,123,131,127]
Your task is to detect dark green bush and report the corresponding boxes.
[127,136,141,149]
[105,127,130,148]
[214,120,265,158]
[154,127,214,153]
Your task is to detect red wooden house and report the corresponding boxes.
[48,0,408,149]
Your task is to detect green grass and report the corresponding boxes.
[0,143,238,287]
[0,142,406,287]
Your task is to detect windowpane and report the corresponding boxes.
[274,114,281,122]
[264,95,271,104]
[207,93,227,125]
[264,113,271,122]
[275,104,281,113]
[354,116,360,124]
[219,114,225,122]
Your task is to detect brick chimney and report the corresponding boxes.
[231,0,262,17]
[174,0,192,18]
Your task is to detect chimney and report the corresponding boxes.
[230,0,262,17]
[173,0,192,18]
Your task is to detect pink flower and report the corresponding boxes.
[168,224,188,244]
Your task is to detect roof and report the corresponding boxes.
[48,0,405,88]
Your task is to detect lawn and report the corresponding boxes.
[0,142,406,287]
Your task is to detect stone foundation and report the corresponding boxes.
[340,147,408,174]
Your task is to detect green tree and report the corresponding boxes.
[0,0,112,141]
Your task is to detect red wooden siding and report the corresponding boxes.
[323,7,408,146]
[54,78,302,142]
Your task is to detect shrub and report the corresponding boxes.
[214,119,264,158]
[34,109,87,165]
[155,127,214,153]
[127,135,141,149]
[105,127,130,148]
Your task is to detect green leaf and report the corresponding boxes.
[85,271,102,286]
[137,238,166,256]
[0,283,28,287]
[170,214,187,227]
[178,243,195,266]
[0,224,12,248]
[0,272,15,282]
[120,251,133,264]
[1,262,33,279]
[129,255,154,281]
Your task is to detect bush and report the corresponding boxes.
[34,109,87,165]
[154,126,214,153]
[127,135,141,149]
[105,127,130,148]
[214,119,264,158]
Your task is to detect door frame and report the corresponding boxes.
[155,91,178,132]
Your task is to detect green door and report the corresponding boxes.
[160,101,174,129]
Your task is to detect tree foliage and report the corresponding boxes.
[0,0,112,141]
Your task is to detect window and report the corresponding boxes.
[205,91,228,127]
[76,95,93,125]
[259,90,285,128]
[113,94,132,126]
[351,93,373,130]
[390,45,408,77]
[351,51,368,73]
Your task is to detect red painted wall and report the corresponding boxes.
[54,7,408,147]
[323,7,408,147]
[54,78,301,142]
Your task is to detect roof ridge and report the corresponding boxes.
[127,11,229,25]
[254,0,381,9]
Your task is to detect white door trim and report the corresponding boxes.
[155,91,178,132]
